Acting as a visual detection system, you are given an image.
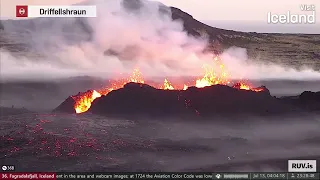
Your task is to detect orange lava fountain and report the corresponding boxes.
[195,57,230,88]
[72,56,264,113]
[163,79,175,90]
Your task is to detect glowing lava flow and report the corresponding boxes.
[232,82,264,92]
[239,83,251,90]
[72,90,102,113]
[72,56,264,114]
[72,68,145,113]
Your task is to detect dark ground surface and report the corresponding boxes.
[0,79,319,172]
[0,111,320,172]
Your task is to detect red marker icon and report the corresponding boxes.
[16,5,28,17]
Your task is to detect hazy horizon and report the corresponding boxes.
[203,20,320,34]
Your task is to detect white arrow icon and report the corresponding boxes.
[19,8,25,15]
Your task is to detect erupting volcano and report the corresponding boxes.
[69,56,265,114]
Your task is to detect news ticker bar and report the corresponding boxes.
[16,5,97,18]
[0,172,319,180]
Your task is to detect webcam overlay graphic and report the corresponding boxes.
[16,5,28,17]
[15,5,97,18]
[1,0,320,175]
[267,4,316,24]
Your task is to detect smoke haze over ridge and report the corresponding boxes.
[1,0,320,81]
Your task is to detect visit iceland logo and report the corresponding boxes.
[267,4,316,24]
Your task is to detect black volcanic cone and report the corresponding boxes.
[281,91,320,112]
[299,91,320,111]
[87,83,295,117]
[300,91,320,101]
[53,96,76,113]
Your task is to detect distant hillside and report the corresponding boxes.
[168,7,320,70]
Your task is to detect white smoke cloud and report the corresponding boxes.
[0,0,320,81]
[220,47,320,80]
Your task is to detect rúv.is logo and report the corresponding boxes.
[288,160,317,172]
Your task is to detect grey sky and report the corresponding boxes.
[0,0,319,33]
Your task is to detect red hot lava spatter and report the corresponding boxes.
[0,113,157,162]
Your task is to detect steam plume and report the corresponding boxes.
[0,0,319,81]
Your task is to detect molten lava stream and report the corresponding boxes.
[233,82,264,92]
[73,68,145,114]
[72,90,102,114]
